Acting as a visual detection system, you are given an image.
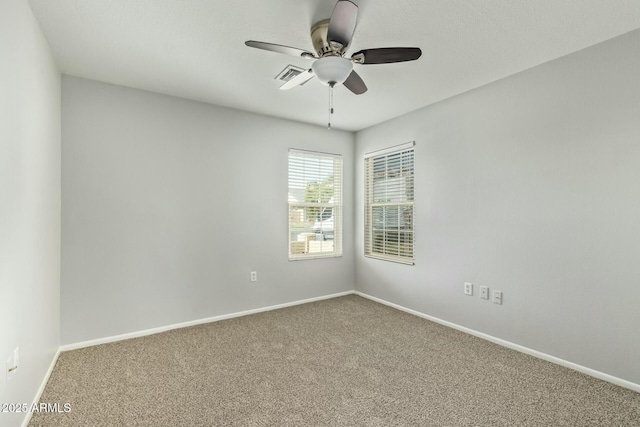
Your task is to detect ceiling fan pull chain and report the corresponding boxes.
[328,82,335,130]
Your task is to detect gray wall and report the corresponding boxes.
[0,0,61,425]
[355,30,640,384]
[61,77,355,345]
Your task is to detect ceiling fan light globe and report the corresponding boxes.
[311,56,353,86]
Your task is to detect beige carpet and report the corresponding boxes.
[30,295,639,426]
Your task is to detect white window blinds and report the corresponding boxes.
[288,149,343,260]
[364,142,415,264]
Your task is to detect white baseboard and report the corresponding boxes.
[21,348,61,427]
[60,291,354,352]
[354,291,640,394]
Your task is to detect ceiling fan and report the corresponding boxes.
[245,0,422,96]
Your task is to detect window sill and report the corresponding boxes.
[364,254,414,265]
[289,253,343,261]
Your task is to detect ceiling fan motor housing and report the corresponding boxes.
[311,20,334,56]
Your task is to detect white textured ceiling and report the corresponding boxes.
[28,0,640,131]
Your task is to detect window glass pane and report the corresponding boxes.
[288,150,342,259]
[365,144,414,264]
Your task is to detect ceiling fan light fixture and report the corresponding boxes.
[311,56,353,86]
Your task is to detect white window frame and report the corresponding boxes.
[364,142,415,265]
[288,149,343,260]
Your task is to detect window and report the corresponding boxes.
[288,149,342,260]
[364,142,415,264]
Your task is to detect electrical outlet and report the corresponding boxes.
[492,290,503,305]
[480,286,489,300]
[464,282,473,296]
[250,271,257,282]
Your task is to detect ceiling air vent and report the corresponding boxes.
[275,65,310,86]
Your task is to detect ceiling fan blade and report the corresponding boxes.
[327,0,358,49]
[279,69,315,90]
[352,48,422,64]
[343,70,367,95]
[245,40,315,59]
